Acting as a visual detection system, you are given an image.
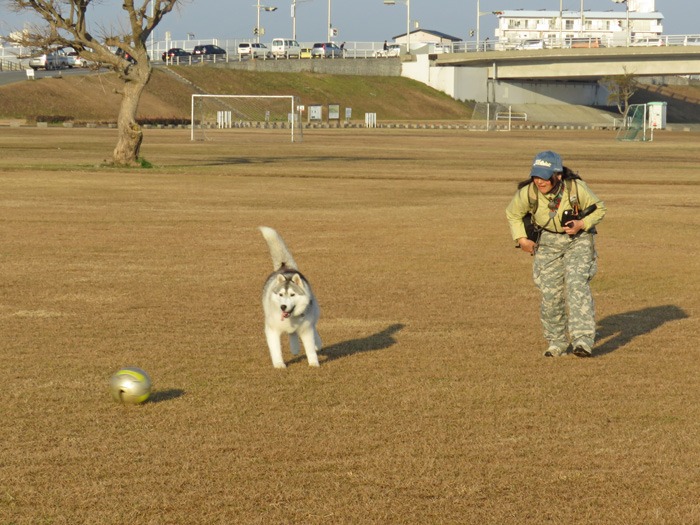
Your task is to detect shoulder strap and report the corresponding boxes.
[527,182,538,214]
[567,179,580,214]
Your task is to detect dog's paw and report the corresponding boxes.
[273,362,287,369]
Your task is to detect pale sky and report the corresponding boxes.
[1,0,697,45]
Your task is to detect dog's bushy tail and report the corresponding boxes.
[259,226,298,271]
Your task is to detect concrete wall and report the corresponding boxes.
[213,57,401,76]
[490,80,609,105]
[401,54,608,105]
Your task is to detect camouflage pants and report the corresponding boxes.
[533,231,598,351]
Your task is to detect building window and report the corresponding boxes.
[565,20,574,30]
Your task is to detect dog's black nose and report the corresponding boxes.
[281,305,287,311]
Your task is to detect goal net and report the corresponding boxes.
[617,103,648,142]
[190,95,302,142]
[470,102,508,131]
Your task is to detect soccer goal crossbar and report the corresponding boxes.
[190,94,301,142]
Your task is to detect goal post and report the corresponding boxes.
[190,94,302,142]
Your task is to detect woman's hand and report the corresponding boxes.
[563,219,585,236]
[518,238,537,254]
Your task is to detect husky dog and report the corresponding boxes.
[259,226,322,369]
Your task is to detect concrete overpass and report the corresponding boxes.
[431,46,700,80]
[401,46,700,114]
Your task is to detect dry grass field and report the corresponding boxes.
[1,126,698,524]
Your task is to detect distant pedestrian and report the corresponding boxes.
[383,40,388,51]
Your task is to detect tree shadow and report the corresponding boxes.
[148,388,186,403]
[595,305,688,357]
[192,156,409,168]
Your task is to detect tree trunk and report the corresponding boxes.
[112,66,152,166]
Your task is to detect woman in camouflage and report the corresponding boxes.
[506,151,606,358]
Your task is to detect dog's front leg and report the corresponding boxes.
[299,329,320,367]
[265,325,286,369]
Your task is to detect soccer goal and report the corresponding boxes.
[470,102,509,131]
[617,103,648,142]
[190,95,302,142]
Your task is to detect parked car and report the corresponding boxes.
[373,43,401,57]
[65,49,92,68]
[270,38,301,59]
[433,43,452,53]
[516,39,545,50]
[565,37,602,49]
[237,42,272,59]
[162,48,191,62]
[192,44,227,60]
[311,42,343,58]
[300,47,312,59]
[630,37,665,47]
[115,47,137,64]
[28,49,70,70]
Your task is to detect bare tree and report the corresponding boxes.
[5,0,178,165]
[600,68,639,116]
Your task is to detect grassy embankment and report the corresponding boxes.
[0,66,473,124]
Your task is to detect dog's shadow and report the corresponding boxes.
[320,323,404,362]
[595,305,688,357]
[286,323,404,365]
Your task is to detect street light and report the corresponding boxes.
[328,0,332,41]
[612,0,630,46]
[291,0,312,41]
[559,0,563,47]
[383,0,410,55]
[255,0,278,43]
[475,0,492,51]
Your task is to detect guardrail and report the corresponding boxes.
[4,34,700,68]
[449,34,700,53]
[0,59,23,71]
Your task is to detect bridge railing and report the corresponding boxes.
[447,34,700,54]
[3,34,700,66]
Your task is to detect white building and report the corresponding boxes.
[393,29,462,45]
[494,0,663,47]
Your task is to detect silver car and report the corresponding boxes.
[29,49,70,70]
[310,42,343,58]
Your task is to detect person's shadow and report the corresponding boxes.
[595,305,688,357]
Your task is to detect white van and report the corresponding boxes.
[271,38,301,59]
[238,42,272,59]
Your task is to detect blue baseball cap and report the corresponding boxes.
[530,150,563,180]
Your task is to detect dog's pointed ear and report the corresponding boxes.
[275,274,287,285]
[291,274,303,287]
